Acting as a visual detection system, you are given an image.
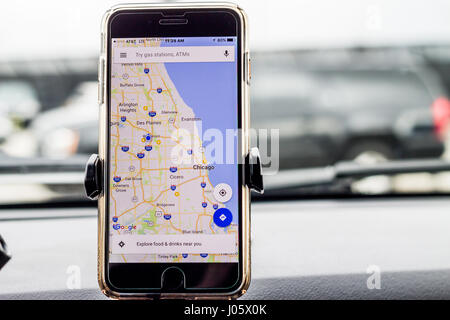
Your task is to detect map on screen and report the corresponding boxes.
[108,37,239,263]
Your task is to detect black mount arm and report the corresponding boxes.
[0,234,11,272]
[84,154,103,200]
[245,147,264,193]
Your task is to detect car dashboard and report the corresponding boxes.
[1,197,450,300]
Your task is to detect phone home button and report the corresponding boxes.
[161,267,186,291]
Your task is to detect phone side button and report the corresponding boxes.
[244,52,251,85]
[248,57,251,82]
[98,57,105,105]
[97,81,103,105]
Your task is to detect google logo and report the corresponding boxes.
[112,224,137,231]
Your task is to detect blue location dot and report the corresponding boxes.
[182,254,188,258]
[170,185,176,191]
[145,145,152,151]
[202,202,207,208]
[120,116,126,122]
[149,111,156,117]
[113,176,121,183]
[200,253,208,258]
[144,68,149,74]
[137,152,145,159]
[145,134,152,141]
[170,167,177,173]
[112,216,118,223]
[157,88,163,93]
[164,213,172,220]
[213,208,233,228]
[121,146,129,152]
[200,182,206,188]
[213,204,218,210]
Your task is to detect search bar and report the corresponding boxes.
[113,46,235,63]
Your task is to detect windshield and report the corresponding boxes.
[1,0,450,205]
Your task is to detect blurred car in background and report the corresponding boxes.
[30,81,98,158]
[0,80,40,142]
[0,81,40,125]
[252,49,450,170]
[8,49,449,171]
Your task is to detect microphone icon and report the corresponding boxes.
[224,50,229,57]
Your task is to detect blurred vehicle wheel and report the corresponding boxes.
[344,141,394,164]
[345,141,394,194]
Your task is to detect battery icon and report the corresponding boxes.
[227,38,233,42]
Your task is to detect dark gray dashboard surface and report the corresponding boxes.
[1,197,450,299]
[2,269,450,300]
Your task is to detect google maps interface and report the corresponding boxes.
[109,37,239,263]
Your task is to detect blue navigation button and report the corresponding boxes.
[213,208,233,228]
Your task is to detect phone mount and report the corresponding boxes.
[84,147,264,201]
[0,234,11,272]
[83,148,263,294]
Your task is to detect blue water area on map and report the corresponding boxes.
[162,37,239,222]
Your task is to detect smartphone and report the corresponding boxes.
[97,3,250,299]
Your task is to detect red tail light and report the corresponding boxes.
[431,96,450,140]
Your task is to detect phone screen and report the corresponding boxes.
[108,36,239,264]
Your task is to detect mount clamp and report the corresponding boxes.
[84,147,264,200]
[84,153,103,200]
[0,234,11,272]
